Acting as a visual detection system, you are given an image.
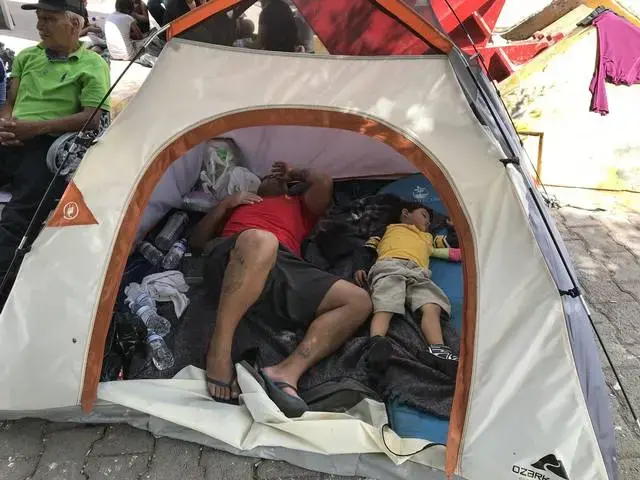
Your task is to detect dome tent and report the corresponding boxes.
[0,0,616,479]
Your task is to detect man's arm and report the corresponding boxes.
[190,191,262,250]
[3,107,103,145]
[289,167,333,217]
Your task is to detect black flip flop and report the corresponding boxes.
[206,373,240,405]
[239,361,309,418]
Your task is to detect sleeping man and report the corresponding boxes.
[190,162,371,417]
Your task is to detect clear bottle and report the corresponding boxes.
[155,212,189,252]
[136,305,171,337]
[124,284,171,337]
[162,238,188,270]
[139,241,164,266]
[182,192,217,213]
[146,333,174,371]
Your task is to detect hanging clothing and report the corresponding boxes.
[590,12,640,115]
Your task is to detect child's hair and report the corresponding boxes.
[394,200,431,223]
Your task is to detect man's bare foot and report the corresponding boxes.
[206,353,239,402]
[261,365,301,399]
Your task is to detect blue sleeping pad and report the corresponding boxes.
[380,174,463,445]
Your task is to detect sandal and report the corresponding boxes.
[239,360,309,418]
[206,373,240,405]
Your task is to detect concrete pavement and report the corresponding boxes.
[1,205,639,478]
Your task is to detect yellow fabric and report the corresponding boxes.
[376,224,433,269]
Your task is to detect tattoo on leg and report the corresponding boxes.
[296,342,312,359]
[221,249,245,295]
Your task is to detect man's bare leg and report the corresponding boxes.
[262,280,372,398]
[207,229,278,400]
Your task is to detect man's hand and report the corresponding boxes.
[0,119,20,146]
[226,191,262,208]
[7,119,43,142]
[87,24,102,34]
[270,161,292,181]
[354,270,369,289]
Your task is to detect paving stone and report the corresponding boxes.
[591,310,640,368]
[611,397,640,459]
[0,456,39,480]
[603,219,640,258]
[559,208,601,227]
[84,454,149,480]
[610,368,640,416]
[46,422,84,432]
[0,419,45,457]
[580,277,635,304]
[32,425,105,480]
[595,302,640,353]
[554,220,579,240]
[619,457,640,480]
[200,448,256,480]
[570,225,628,254]
[617,280,640,301]
[256,460,324,479]
[91,424,154,456]
[144,437,204,480]
[595,250,640,283]
[563,239,609,276]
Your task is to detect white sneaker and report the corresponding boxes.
[428,344,459,361]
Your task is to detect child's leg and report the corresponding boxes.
[370,311,394,337]
[420,303,444,345]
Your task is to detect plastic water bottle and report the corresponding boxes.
[139,241,164,266]
[182,192,217,212]
[146,333,174,371]
[162,238,187,270]
[136,305,171,337]
[125,285,171,337]
[155,212,189,252]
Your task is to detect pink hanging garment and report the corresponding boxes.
[590,12,640,115]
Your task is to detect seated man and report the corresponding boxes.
[0,0,110,304]
[191,162,371,417]
[105,0,160,67]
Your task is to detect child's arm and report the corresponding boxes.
[430,224,461,262]
[431,247,462,262]
[352,230,382,287]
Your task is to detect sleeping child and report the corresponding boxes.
[354,201,461,364]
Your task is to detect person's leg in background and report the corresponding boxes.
[0,136,65,307]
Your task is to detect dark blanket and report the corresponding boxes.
[127,279,459,418]
[123,194,460,419]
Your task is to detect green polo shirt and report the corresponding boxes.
[10,43,110,121]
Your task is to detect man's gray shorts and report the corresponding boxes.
[368,258,451,315]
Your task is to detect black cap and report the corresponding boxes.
[22,0,86,17]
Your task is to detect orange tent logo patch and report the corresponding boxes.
[48,181,98,227]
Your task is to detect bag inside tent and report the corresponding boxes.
[104,124,464,446]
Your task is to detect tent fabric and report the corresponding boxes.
[0,41,614,479]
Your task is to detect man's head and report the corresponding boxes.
[257,174,287,197]
[23,0,86,53]
[116,0,135,15]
